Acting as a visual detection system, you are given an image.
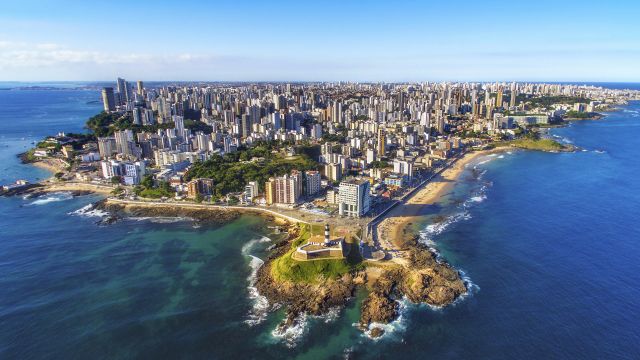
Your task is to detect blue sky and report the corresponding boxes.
[1,0,639,81]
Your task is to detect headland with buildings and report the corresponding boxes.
[4,79,640,336]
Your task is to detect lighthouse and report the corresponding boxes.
[324,223,331,245]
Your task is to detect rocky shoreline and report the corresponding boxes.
[94,200,242,225]
[254,224,366,330]
[254,225,467,338]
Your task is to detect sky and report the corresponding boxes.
[1,0,639,82]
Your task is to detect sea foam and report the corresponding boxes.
[242,236,273,327]
[361,298,410,341]
[27,192,73,206]
[69,203,110,218]
[271,313,309,348]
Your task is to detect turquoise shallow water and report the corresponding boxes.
[1,86,639,359]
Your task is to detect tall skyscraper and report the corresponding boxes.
[116,77,128,105]
[241,114,252,138]
[101,87,116,112]
[173,115,185,137]
[137,81,144,96]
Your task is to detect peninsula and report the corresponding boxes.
[5,80,640,337]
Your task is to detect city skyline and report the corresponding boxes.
[1,0,640,82]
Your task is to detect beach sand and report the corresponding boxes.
[31,158,68,175]
[40,181,116,195]
[377,149,504,252]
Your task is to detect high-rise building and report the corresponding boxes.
[377,128,386,155]
[114,130,134,155]
[132,107,142,125]
[101,87,116,112]
[241,114,252,138]
[97,137,116,158]
[137,81,144,95]
[268,172,302,205]
[187,178,214,199]
[173,115,185,137]
[338,179,371,218]
[265,178,276,205]
[324,163,342,182]
[244,181,259,203]
[116,77,129,105]
[305,171,321,196]
[393,159,414,178]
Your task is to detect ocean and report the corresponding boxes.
[1,84,639,359]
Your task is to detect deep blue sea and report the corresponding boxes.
[1,84,639,359]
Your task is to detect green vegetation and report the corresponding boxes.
[86,111,212,137]
[564,110,600,119]
[186,141,318,197]
[133,175,174,199]
[509,138,567,151]
[20,149,38,163]
[270,225,364,284]
[227,195,239,205]
[322,125,348,143]
[520,95,591,109]
[36,140,61,151]
[369,160,389,169]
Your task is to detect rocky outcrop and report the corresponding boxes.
[359,247,467,331]
[96,200,241,225]
[255,260,355,319]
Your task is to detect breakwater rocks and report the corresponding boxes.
[96,200,241,225]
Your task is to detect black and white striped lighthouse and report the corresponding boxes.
[324,223,331,245]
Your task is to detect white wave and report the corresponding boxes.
[361,298,410,341]
[458,269,481,297]
[488,154,497,157]
[243,236,273,326]
[128,216,190,223]
[497,155,504,159]
[506,151,513,155]
[316,306,341,324]
[271,313,309,348]
[594,149,607,154]
[69,203,109,218]
[245,255,270,327]
[27,192,73,205]
[552,135,573,144]
[468,195,486,203]
[419,211,472,244]
[476,158,492,166]
[241,236,271,255]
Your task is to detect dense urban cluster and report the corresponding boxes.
[23,79,640,218]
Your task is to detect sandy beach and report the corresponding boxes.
[377,149,506,252]
[31,158,69,175]
[40,181,116,195]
